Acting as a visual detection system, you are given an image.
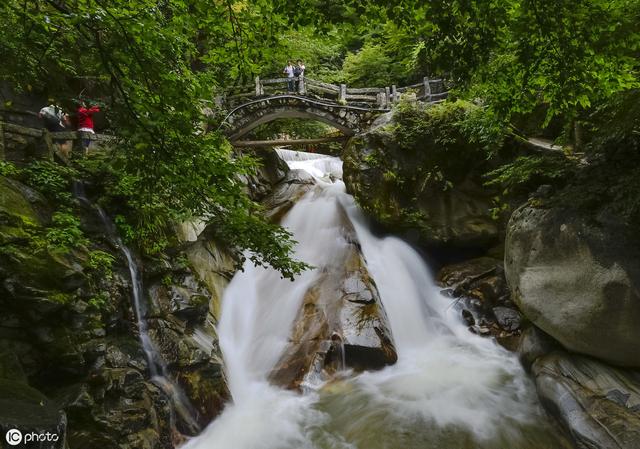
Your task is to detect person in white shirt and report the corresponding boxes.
[283,60,295,92]
[38,103,69,132]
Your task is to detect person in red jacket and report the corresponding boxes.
[76,101,100,148]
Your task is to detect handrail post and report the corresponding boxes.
[423,76,432,102]
[339,84,347,102]
[255,76,262,96]
[391,85,398,104]
[42,129,54,161]
[384,86,391,108]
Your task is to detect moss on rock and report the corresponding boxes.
[343,100,500,250]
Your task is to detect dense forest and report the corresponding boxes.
[2,0,639,266]
[1,1,640,449]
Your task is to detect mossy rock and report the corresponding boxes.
[0,177,41,226]
[343,103,499,250]
[0,343,27,383]
[0,379,67,448]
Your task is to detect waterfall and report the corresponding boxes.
[72,182,200,434]
[182,152,567,449]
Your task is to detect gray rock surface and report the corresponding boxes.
[505,205,640,367]
[533,351,640,449]
[437,257,522,348]
[270,202,397,389]
[517,325,559,371]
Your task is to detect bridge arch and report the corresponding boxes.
[223,95,384,141]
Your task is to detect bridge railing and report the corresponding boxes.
[220,76,448,109]
[0,120,114,163]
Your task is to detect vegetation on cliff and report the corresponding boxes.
[1,0,312,278]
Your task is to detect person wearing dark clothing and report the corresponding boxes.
[294,60,306,93]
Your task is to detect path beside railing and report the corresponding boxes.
[0,120,114,163]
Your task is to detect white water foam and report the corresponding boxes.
[182,150,563,449]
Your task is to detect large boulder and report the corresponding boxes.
[505,205,640,367]
[270,202,397,389]
[342,102,498,250]
[533,351,640,449]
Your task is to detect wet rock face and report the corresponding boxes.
[183,234,237,321]
[0,176,230,448]
[342,114,498,250]
[505,205,640,367]
[143,251,232,429]
[517,326,560,371]
[263,168,316,223]
[59,345,175,449]
[239,149,290,201]
[270,201,397,389]
[532,351,640,449]
[437,257,522,347]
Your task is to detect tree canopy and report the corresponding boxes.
[1,0,639,273]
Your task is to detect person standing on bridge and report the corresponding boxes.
[283,60,295,92]
[294,59,305,92]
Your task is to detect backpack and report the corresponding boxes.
[293,67,301,77]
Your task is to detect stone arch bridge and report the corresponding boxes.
[218,76,448,145]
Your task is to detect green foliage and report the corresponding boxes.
[0,0,311,278]
[263,28,348,83]
[87,250,115,279]
[484,155,574,197]
[341,44,403,87]
[86,250,115,312]
[457,106,509,158]
[556,134,640,226]
[212,209,309,280]
[0,161,18,177]
[87,292,111,312]
[461,0,640,142]
[44,211,87,253]
[389,99,500,190]
[1,0,638,270]
[248,118,337,140]
[22,161,78,204]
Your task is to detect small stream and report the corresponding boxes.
[181,151,570,449]
[73,182,200,434]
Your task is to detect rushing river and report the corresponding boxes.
[183,150,569,449]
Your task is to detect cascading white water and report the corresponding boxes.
[182,151,567,449]
[73,182,200,434]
